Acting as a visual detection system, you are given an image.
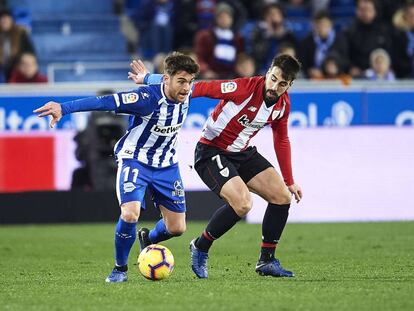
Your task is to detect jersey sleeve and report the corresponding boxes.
[143,73,163,84]
[191,78,252,102]
[113,86,157,115]
[271,104,294,186]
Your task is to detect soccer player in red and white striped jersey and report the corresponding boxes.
[130,54,303,278]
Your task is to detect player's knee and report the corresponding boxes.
[268,189,291,205]
[120,209,139,223]
[166,223,186,236]
[232,194,252,216]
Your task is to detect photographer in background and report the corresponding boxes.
[71,89,127,191]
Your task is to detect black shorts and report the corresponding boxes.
[194,142,273,196]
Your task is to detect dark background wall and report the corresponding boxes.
[0,191,224,224]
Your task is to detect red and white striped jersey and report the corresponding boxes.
[192,76,294,186]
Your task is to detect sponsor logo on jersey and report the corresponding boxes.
[150,123,182,136]
[123,182,136,193]
[248,106,257,112]
[237,115,266,129]
[221,81,237,93]
[172,180,185,197]
[122,92,139,104]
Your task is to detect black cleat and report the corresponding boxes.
[138,228,151,250]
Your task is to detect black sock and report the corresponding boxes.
[115,264,128,272]
[260,203,290,262]
[196,204,241,252]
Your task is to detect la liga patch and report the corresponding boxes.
[221,82,237,93]
[122,92,139,104]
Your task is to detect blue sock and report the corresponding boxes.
[114,218,137,267]
[149,219,173,244]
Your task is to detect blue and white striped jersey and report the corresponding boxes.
[113,83,191,168]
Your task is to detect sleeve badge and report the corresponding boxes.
[121,92,139,104]
[220,81,237,93]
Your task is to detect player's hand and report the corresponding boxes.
[33,101,62,128]
[288,183,303,203]
[128,59,149,84]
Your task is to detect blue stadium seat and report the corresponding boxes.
[32,33,127,55]
[54,68,129,82]
[8,0,112,17]
[329,0,355,18]
[285,18,312,40]
[32,16,120,33]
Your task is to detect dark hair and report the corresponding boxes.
[0,8,12,18]
[262,3,284,19]
[164,51,199,77]
[313,10,331,21]
[270,54,301,81]
[356,0,377,8]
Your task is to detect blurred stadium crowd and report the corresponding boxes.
[1,0,414,83]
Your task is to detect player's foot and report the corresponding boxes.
[105,267,128,283]
[138,227,151,250]
[190,238,208,278]
[255,258,294,277]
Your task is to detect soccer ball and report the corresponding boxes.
[137,244,174,280]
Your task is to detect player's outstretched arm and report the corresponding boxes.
[33,101,62,128]
[34,95,118,128]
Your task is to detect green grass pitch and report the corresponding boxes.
[0,221,413,311]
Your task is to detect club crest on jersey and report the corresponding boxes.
[221,81,237,93]
[122,92,139,104]
[219,167,229,177]
[272,100,286,120]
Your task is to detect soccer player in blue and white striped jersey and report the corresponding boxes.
[34,52,199,283]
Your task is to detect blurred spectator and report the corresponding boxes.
[277,42,305,78]
[0,8,35,81]
[314,52,352,85]
[375,0,406,25]
[393,2,414,78]
[119,0,141,55]
[173,0,198,49]
[250,3,297,74]
[277,42,297,58]
[134,0,174,58]
[343,0,392,77]
[220,0,248,31]
[311,0,330,14]
[364,48,396,81]
[152,52,167,73]
[8,52,47,83]
[196,0,217,29]
[299,10,348,79]
[235,52,256,77]
[193,2,244,79]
